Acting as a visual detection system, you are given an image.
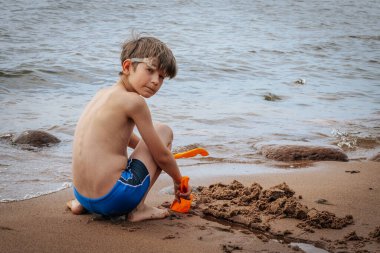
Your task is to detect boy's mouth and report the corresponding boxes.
[144,86,156,95]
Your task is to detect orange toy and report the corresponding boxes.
[170,148,208,213]
[173,147,209,159]
[170,176,193,213]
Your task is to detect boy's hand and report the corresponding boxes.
[174,182,192,203]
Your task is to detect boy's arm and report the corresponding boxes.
[127,95,182,184]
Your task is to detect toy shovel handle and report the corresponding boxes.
[173,148,209,159]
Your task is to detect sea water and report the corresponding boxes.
[0,0,379,201]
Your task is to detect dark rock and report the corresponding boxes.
[264,93,281,101]
[259,144,348,162]
[294,78,306,85]
[13,130,60,147]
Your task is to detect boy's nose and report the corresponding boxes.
[151,72,159,85]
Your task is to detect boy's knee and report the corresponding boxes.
[154,123,173,140]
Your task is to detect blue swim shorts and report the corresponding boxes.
[73,159,150,216]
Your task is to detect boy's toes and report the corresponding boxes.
[128,205,169,222]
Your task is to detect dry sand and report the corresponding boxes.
[1,160,379,253]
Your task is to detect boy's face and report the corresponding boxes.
[124,58,165,98]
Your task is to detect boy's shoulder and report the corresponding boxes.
[99,85,143,102]
[124,91,148,112]
[119,88,145,103]
[105,86,148,113]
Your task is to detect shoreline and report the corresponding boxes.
[1,137,379,203]
[1,160,379,252]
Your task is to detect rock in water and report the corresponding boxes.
[13,130,61,147]
[259,144,348,162]
[294,78,306,85]
[264,93,281,101]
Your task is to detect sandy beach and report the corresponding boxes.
[1,160,379,253]
[1,1,379,252]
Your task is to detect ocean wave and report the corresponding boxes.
[316,91,371,101]
[368,59,380,64]
[331,129,380,151]
[193,116,247,125]
[0,182,72,203]
[348,35,380,41]
[0,69,33,78]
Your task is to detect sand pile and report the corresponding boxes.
[321,228,380,252]
[194,180,353,232]
[369,226,380,242]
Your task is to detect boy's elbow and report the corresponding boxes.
[156,151,173,166]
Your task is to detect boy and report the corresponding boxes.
[67,35,191,222]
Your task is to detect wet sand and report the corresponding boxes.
[1,160,379,253]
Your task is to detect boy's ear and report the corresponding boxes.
[122,59,132,74]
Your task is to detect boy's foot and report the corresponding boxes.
[128,204,169,222]
[66,199,86,215]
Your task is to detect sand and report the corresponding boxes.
[1,160,379,253]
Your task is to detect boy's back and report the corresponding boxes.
[72,84,136,198]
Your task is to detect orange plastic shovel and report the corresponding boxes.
[170,176,193,213]
[170,148,208,213]
[173,147,209,159]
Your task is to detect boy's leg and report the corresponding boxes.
[127,123,173,222]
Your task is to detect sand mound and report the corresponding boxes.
[298,209,353,229]
[369,226,380,242]
[195,180,353,232]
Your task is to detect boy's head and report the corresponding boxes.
[120,35,177,79]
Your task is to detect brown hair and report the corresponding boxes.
[120,35,177,79]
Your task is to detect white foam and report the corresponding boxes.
[0,182,72,203]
